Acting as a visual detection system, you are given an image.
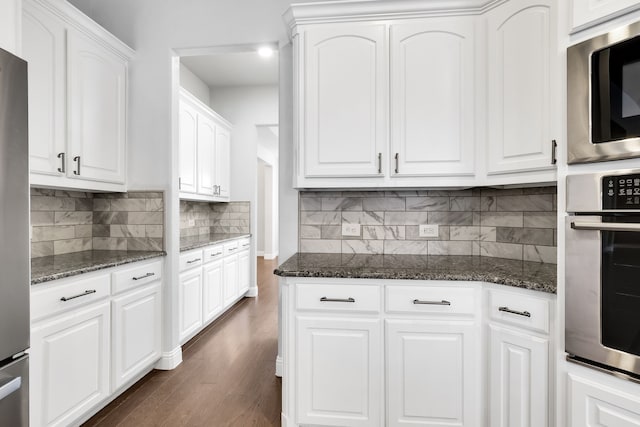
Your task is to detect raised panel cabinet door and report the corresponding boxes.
[487,0,557,174]
[178,269,203,343]
[572,0,640,30]
[489,324,549,427]
[22,1,67,177]
[223,254,238,307]
[202,259,224,323]
[197,113,215,196]
[111,282,161,391]
[390,17,475,177]
[568,373,640,426]
[179,98,198,194]
[30,301,110,427]
[67,28,126,184]
[214,124,231,200]
[296,316,382,426]
[238,249,250,295]
[386,319,480,426]
[302,24,387,178]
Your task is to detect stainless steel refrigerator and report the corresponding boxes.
[0,47,30,426]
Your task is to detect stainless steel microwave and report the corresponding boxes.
[568,21,640,164]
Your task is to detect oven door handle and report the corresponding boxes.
[571,221,640,232]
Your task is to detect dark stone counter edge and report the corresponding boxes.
[273,269,556,294]
[179,234,251,252]
[32,252,167,285]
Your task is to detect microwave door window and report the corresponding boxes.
[622,60,640,118]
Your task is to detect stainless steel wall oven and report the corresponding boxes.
[566,171,640,379]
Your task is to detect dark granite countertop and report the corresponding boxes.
[32,250,167,285]
[180,233,251,252]
[274,253,557,294]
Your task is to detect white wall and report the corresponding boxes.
[257,159,266,254]
[179,63,210,105]
[257,125,279,259]
[65,0,299,364]
[0,0,21,55]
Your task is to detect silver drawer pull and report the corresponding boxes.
[320,297,355,303]
[212,252,223,257]
[228,248,237,251]
[242,244,250,248]
[571,221,640,232]
[60,289,96,302]
[187,258,201,264]
[413,299,451,306]
[132,272,155,281]
[499,306,531,318]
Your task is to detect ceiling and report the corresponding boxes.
[181,50,279,88]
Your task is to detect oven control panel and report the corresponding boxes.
[603,174,640,209]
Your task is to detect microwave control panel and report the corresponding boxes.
[603,174,640,209]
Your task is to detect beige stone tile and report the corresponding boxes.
[342,240,384,254]
[300,239,341,253]
[383,240,427,255]
[428,241,472,255]
[32,225,75,242]
[523,245,557,263]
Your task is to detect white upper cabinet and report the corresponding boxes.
[572,0,640,31]
[196,112,216,196]
[486,0,557,177]
[302,24,387,179]
[214,124,231,201]
[23,0,133,192]
[178,97,198,194]
[390,17,475,177]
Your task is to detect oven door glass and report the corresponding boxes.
[592,35,640,143]
[601,216,640,356]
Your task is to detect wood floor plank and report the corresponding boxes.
[83,257,281,427]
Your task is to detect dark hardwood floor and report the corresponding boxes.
[84,257,281,426]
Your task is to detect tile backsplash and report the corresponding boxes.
[299,187,557,263]
[31,189,164,258]
[180,200,250,238]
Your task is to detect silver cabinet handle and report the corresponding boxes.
[0,376,21,401]
[551,140,557,165]
[132,272,155,281]
[228,247,237,252]
[395,152,399,174]
[413,299,451,306]
[242,243,250,248]
[211,252,223,257]
[57,152,65,173]
[320,297,355,303]
[60,289,96,302]
[186,258,201,264]
[378,152,382,174]
[571,221,640,232]
[73,156,81,175]
[499,306,531,317]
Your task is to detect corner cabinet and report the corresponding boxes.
[178,89,232,202]
[22,0,132,192]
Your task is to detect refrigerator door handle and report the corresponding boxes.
[0,376,21,401]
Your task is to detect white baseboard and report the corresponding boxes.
[257,251,265,256]
[154,346,183,370]
[264,252,278,260]
[275,355,283,378]
[281,413,290,427]
[246,286,259,297]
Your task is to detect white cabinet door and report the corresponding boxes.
[202,259,224,324]
[390,17,475,177]
[22,1,67,177]
[111,282,161,391]
[486,0,557,175]
[386,319,480,426]
[215,124,231,201]
[178,269,203,343]
[302,24,387,178]
[223,254,239,307]
[67,28,126,184]
[489,324,549,427]
[296,316,382,426]
[30,301,110,427]
[572,0,640,30]
[237,249,250,296]
[179,98,199,194]
[568,373,640,426]
[197,114,215,196]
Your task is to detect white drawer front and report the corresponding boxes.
[488,289,550,334]
[224,241,239,256]
[203,245,225,263]
[238,238,251,251]
[386,285,476,316]
[31,273,111,321]
[179,249,203,272]
[296,284,380,313]
[112,260,162,295]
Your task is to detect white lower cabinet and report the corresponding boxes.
[178,268,203,343]
[202,259,224,323]
[387,320,479,426]
[223,254,239,307]
[296,316,382,427]
[238,248,250,295]
[31,301,110,427]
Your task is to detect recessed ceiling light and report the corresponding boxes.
[258,46,274,58]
